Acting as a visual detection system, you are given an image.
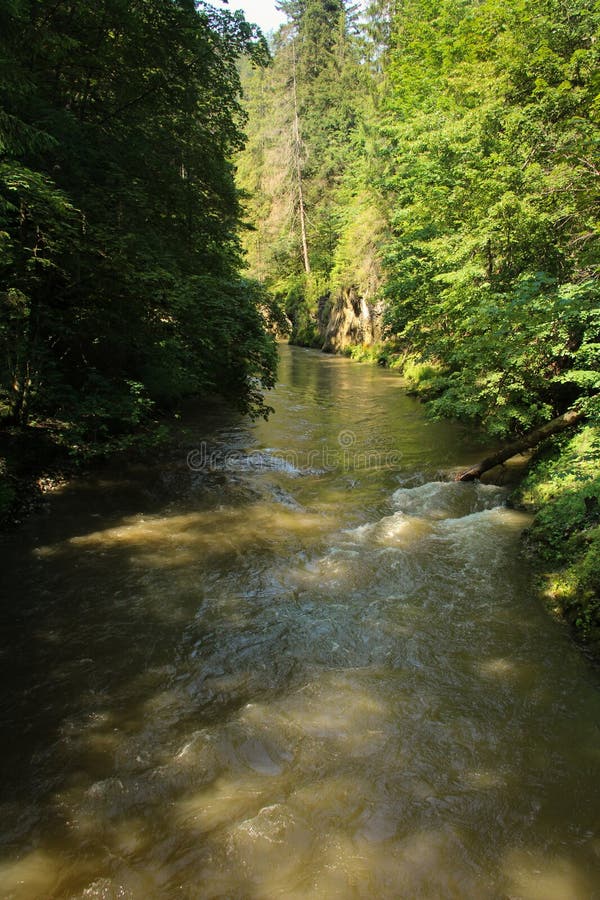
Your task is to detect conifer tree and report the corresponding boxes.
[239,0,365,342]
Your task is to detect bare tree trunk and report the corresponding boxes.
[291,40,310,275]
[455,406,588,482]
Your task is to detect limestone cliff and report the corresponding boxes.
[320,288,383,352]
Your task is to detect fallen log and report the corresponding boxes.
[455,406,586,482]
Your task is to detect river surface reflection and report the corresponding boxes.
[1,344,599,898]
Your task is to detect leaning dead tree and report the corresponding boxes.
[455,405,588,482]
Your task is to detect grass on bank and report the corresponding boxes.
[513,425,600,653]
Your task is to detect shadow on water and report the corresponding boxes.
[1,345,600,898]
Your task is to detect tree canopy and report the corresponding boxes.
[0,0,277,452]
[381,0,600,436]
[239,0,599,436]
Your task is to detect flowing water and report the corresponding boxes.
[1,344,600,899]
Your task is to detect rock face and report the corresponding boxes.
[320,288,383,352]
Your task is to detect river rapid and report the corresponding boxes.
[1,343,599,898]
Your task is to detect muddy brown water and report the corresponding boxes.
[1,344,599,898]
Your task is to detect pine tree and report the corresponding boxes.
[239,0,366,342]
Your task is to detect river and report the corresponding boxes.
[1,344,599,898]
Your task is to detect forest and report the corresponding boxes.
[1,0,599,649]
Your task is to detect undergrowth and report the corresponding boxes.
[515,425,600,654]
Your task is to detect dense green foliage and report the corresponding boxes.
[0,0,277,460]
[382,0,600,437]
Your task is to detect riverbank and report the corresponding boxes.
[0,416,170,530]
[0,424,72,529]
[326,342,600,661]
[0,393,244,529]
[513,424,600,660]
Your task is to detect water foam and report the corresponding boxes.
[392,480,506,520]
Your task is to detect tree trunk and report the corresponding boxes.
[291,40,310,275]
[455,406,588,482]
